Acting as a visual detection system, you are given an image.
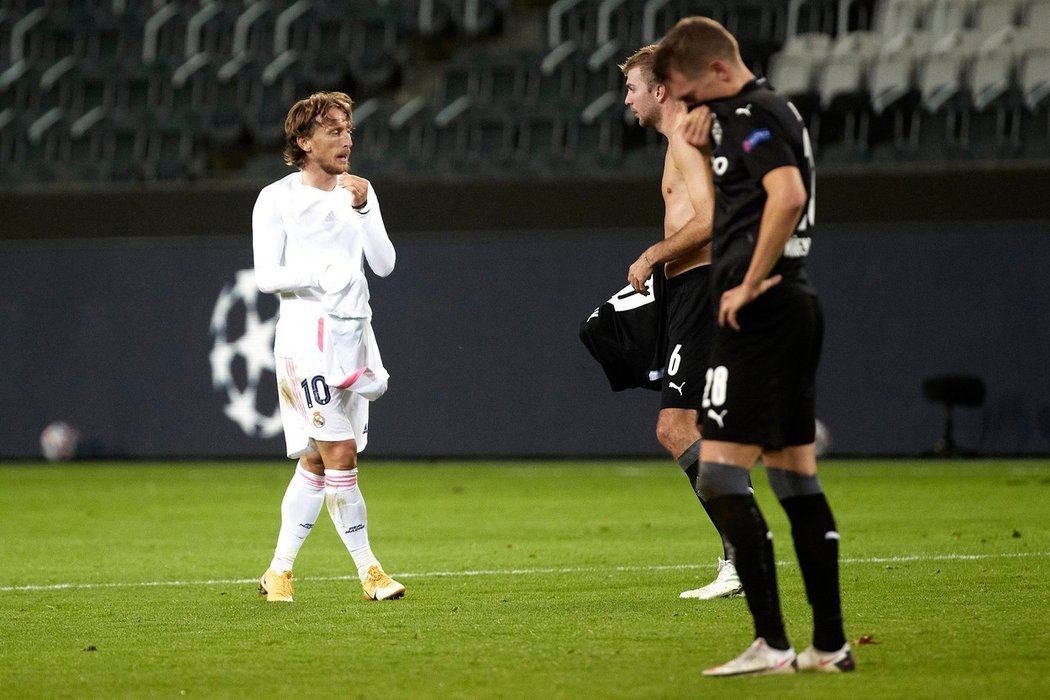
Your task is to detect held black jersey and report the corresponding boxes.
[705,77,817,297]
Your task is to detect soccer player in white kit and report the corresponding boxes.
[253,91,405,603]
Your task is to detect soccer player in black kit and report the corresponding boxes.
[653,17,856,677]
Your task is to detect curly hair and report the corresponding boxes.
[282,91,354,168]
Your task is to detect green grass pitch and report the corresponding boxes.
[1,459,1047,698]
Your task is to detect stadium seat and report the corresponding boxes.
[245,50,307,145]
[229,1,278,65]
[785,0,838,37]
[210,53,256,145]
[0,106,27,182]
[725,0,785,71]
[566,89,624,168]
[66,105,110,181]
[185,1,236,65]
[294,2,355,89]
[925,0,973,35]
[110,62,167,120]
[639,0,724,44]
[448,0,509,38]
[467,110,516,170]
[915,49,970,158]
[770,51,823,122]
[816,51,871,160]
[873,0,929,36]
[479,52,537,107]
[967,46,1020,158]
[142,120,202,180]
[1018,46,1050,156]
[768,32,831,122]
[24,106,67,180]
[381,96,433,172]
[574,54,623,105]
[868,47,922,160]
[546,0,598,50]
[346,7,403,97]
[1025,0,1050,37]
[780,30,833,57]
[514,106,570,172]
[101,113,149,180]
[141,3,187,67]
[535,42,581,107]
[970,0,1019,38]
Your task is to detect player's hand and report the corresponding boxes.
[628,254,653,295]
[718,275,782,330]
[338,173,369,209]
[680,106,712,149]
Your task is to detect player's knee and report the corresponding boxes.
[321,442,358,470]
[656,411,696,456]
[655,420,676,452]
[300,451,326,475]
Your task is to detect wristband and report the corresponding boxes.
[352,199,368,211]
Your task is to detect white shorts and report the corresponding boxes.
[275,355,369,459]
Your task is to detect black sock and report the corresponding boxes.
[780,493,847,651]
[705,494,790,650]
[678,442,733,560]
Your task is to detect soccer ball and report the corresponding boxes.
[40,421,79,462]
[814,418,832,457]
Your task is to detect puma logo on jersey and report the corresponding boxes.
[707,409,728,428]
[735,104,752,117]
[669,381,686,396]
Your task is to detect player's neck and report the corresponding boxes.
[299,163,339,191]
[720,67,757,100]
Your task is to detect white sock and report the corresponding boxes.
[268,461,325,573]
[324,468,381,581]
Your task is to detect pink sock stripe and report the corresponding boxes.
[324,471,358,489]
[295,466,326,489]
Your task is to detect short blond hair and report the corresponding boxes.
[282,91,354,168]
[619,44,660,89]
[653,16,740,83]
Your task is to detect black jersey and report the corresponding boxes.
[705,77,816,297]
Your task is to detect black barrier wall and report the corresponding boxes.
[1,222,1049,459]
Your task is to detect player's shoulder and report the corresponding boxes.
[748,81,802,125]
[258,171,298,197]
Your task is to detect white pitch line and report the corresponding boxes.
[1,551,1047,593]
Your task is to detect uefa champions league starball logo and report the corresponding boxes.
[209,269,282,438]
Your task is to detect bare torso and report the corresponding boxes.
[661,148,711,278]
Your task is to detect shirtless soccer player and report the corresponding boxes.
[621,45,742,600]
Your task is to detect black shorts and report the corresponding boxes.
[700,286,824,449]
[660,265,715,410]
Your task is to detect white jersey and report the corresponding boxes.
[252,171,395,358]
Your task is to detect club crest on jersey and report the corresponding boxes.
[743,128,771,153]
[312,411,325,428]
[711,116,723,147]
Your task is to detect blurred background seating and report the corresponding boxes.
[1,0,1049,183]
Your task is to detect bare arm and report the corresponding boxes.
[717,165,807,330]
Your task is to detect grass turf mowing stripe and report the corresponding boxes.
[3,550,1046,592]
